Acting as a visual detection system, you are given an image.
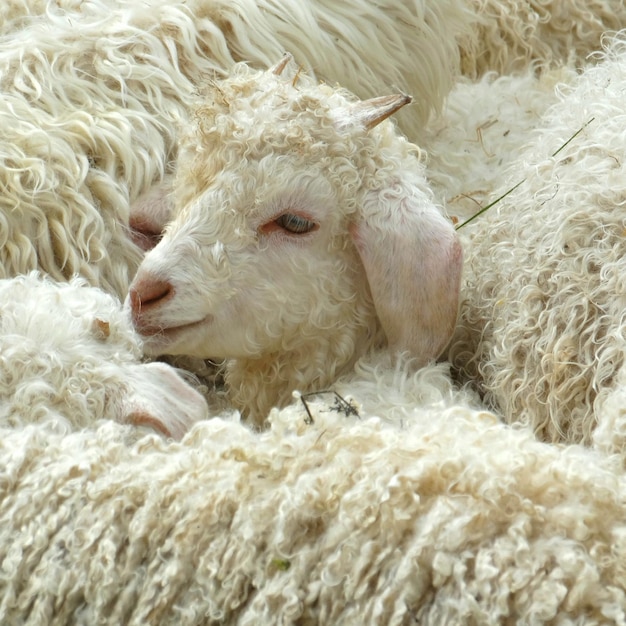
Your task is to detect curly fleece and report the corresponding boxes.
[0,273,207,438]
[450,35,626,446]
[1,0,625,298]
[2,362,626,624]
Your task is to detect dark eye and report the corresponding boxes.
[274,213,318,234]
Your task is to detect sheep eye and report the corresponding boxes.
[275,213,318,234]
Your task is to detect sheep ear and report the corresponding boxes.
[121,362,208,439]
[352,182,462,365]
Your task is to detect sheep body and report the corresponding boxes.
[2,363,626,623]
[0,273,208,438]
[449,35,626,445]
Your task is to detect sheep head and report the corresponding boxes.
[127,58,462,421]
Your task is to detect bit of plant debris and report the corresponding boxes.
[299,390,360,425]
[455,117,594,230]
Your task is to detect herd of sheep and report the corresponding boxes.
[4,0,626,623]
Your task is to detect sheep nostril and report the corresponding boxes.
[129,277,173,322]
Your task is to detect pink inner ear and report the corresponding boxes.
[352,186,463,365]
[121,362,209,440]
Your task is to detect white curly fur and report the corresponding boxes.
[1,0,624,299]
[0,273,208,438]
[449,34,626,447]
[3,362,626,623]
[5,4,626,623]
[2,0,621,433]
[422,67,575,223]
[458,0,626,77]
[0,0,467,300]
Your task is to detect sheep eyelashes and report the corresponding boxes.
[128,60,462,422]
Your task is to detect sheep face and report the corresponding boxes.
[129,63,388,359]
[128,61,462,416]
[131,161,364,361]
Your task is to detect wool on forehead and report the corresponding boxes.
[175,63,423,211]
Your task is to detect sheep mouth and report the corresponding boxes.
[138,315,213,341]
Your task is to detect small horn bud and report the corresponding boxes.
[271,53,293,76]
[345,93,412,131]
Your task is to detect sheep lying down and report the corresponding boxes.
[0,59,464,437]
[7,32,626,626]
[127,58,463,425]
[448,34,626,451]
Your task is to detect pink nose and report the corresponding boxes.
[129,275,173,332]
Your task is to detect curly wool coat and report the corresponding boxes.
[2,362,626,624]
[449,35,626,447]
[1,0,624,298]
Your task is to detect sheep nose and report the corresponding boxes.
[129,275,173,329]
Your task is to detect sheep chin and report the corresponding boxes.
[138,315,214,356]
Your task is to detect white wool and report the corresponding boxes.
[2,364,626,623]
[0,0,469,302]
[449,34,626,447]
[459,0,626,77]
[0,0,623,299]
[0,273,208,438]
[3,5,626,622]
[0,0,470,140]
[423,67,574,223]
[593,366,626,459]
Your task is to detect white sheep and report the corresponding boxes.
[126,59,463,423]
[5,6,626,621]
[1,0,625,301]
[3,361,626,623]
[448,34,626,447]
[1,0,622,434]
[0,0,448,299]
[0,272,208,438]
[1,0,611,439]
